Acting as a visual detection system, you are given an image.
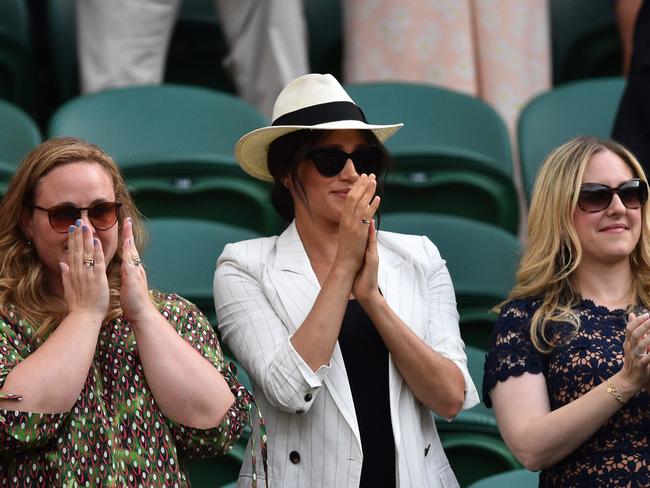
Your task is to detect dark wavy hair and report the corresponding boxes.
[267,129,392,221]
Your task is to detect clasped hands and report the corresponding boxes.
[334,174,383,304]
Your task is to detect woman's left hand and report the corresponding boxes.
[120,217,156,324]
[352,219,382,304]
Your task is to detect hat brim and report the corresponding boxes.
[235,120,404,182]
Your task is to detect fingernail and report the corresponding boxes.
[69,225,75,233]
[127,217,132,223]
[93,238,99,245]
[75,219,82,227]
[82,224,89,232]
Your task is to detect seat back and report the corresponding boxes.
[466,468,539,488]
[131,177,280,235]
[380,213,519,307]
[518,77,625,201]
[142,218,261,317]
[380,213,520,348]
[347,82,519,232]
[185,445,245,488]
[0,0,33,107]
[304,0,343,78]
[47,84,268,181]
[441,434,522,487]
[0,98,41,191]
[0,98,41,165]
[550,0,620,84]
[381,167,519,234]
[47,0,78,101]
[346,81,513,175]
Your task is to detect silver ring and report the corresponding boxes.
[361,218,372,224]
[634,346,647,358]
[131,257,142,266]
[83,258,95,269]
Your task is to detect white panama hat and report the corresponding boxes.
[234,73,403,182]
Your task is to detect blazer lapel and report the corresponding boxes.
[377,233,427,450]
[267,223,361,446]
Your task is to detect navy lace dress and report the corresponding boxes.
[483,298,650,487]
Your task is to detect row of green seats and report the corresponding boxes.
[0,77,627,240]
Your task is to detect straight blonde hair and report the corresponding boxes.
[0,137,146,339]
[507,136,650,353]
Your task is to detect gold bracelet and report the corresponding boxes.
[606,379,626,405]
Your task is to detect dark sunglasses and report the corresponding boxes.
[577,178,648,212]
[32,201,122,233]
[306,146,382,177]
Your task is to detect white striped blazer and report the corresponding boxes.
[214,222,479,487]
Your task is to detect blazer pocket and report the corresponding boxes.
[436,464,460,488]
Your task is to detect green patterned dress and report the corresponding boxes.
[0,292,253,487]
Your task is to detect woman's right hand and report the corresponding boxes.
[59,219,110,320]
[620,312,650,391]
[333,174,380,273]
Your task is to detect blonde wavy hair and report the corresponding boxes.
[508,136,650,353]
[0,137,146,339]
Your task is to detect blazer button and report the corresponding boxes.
[289,451,301,464]
[304,393,313,402]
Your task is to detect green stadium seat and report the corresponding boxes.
[518,77,625,201]
[185,444,245,488]
[467,468,539,488]
[380,213,520,349]
[142,218,261,321]
[346,82,519,233]
[441,433,522,487]
[0,0,33,108]
[305,0,343,79]
[47,84,269,187]
[550,0,621,85]
[433,346,522,487]
[130,177,280,235]
[0,98,41,190]
[0,98,41,165]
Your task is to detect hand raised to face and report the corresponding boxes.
[120,217,155,324]
[59,219,110,320]
[334,173,381,272]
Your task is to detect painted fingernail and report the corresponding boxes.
[82,224,89,232]
[69,225,75,233]
[93,238,99,245]
[75,219,82,227]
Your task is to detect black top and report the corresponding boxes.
[338,300,396,488]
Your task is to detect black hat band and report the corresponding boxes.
[272,101,367,126]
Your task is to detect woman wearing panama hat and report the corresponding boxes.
[214,73,478,487]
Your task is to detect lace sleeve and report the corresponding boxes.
[482,298,546,407]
